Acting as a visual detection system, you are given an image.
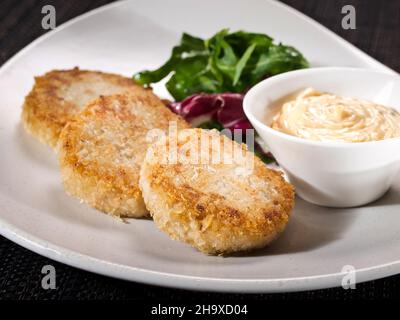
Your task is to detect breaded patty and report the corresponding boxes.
[58,92,189,218]
[139,128,295,254]
[22,68,147,148]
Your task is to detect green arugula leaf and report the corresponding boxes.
[253,148,275,164]
[233,43,256,86]
[133,29,309,100]
[197,120,225,131]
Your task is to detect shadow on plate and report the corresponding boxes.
[14,123,57,170]
[42,182,400,259]
[233,186,399,257]
[231,197,358,257]
[44,183,153,229]
[367,185,400,207]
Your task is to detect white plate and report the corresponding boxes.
[0,0,399,293]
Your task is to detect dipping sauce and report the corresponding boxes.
[271,88,400,142]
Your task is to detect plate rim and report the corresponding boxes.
[2,211,400,293]
[0,0,399,293]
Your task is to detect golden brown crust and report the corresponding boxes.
[58,92,190,218]
[140,128,295,254]
[22,67,148,148]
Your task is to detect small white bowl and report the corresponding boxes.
[244,67,400,207]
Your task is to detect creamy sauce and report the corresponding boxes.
[271,88,400,142]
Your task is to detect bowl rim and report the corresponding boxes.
[243,66,400,149]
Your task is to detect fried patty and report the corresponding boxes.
[22,68,147,148]
[58,92,189,218]
[139,128,295,254]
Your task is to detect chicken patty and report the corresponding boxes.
[22,68,147,148]
[139,128,295,254]
[58,92,189,218]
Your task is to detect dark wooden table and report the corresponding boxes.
[0,0,399,300]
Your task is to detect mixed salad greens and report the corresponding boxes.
[133,29,309,163]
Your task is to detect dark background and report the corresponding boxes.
[0,0,399,300]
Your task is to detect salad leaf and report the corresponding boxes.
[198,121,224,131]
[134,29,309,100]
[254,147,275,165]
[169,93,249,130]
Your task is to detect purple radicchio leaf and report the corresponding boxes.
[168,93,275,163]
